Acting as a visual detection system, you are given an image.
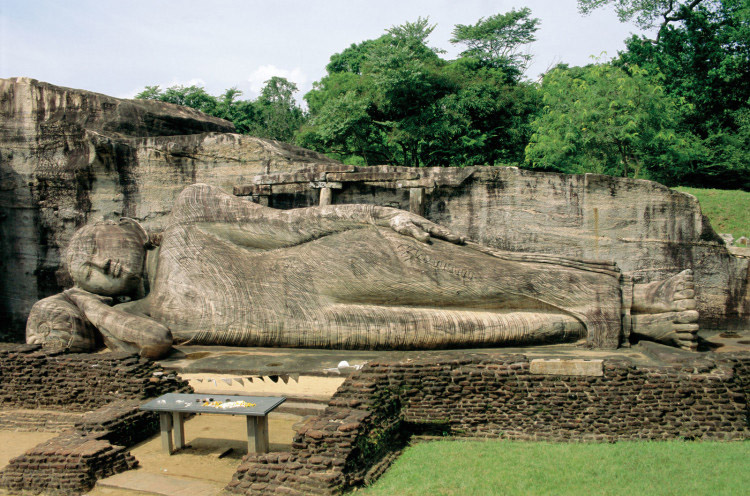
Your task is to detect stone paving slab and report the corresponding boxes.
[96,471,224,496]
[158,343,649,377]
[157,327,749,379]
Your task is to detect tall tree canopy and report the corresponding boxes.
[526,62,699,183]
[450,8,540,71]
[298,11,540,167]
[578,0,710,39]
[134,4,749,189]
[613,0,750,187]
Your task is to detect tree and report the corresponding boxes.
[136,85,218,115]
[386,16,439,49]
[135,85,162,100]
[450,8,540,71]
[427,57,540,166]
[300,19,453,166]
[526,62,700,183]
[214,87,258,135]
[300,12,541,167]
[297,87,389,165]
[135,80,307,143]
[252,77,306,143]
[578,0,709,40]
[616,0,750,187]
[259,76,297,106]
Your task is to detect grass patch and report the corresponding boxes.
[674,187,750,239]
[360,439,749,496]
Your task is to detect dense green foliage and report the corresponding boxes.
[135,3,750,189]
[525,62,701,183]
[675,186,750,238]
[363,440,750,495]
[578,0,712,32]
[617,0,750,189]
[297,14,540,167]
[450,8,540,70]
[135,78,305,142]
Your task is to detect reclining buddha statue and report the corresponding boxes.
[26,184,699,359]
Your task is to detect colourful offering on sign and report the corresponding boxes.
[201,400,256,409]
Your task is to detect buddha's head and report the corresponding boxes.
[66,218,148,296]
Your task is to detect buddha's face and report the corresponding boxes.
[67,219,147,296]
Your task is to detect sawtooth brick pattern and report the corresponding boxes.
[228,353,749,495]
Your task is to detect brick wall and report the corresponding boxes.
[229,352,750,495]
[0,344,188,411]
[0,344,191,495]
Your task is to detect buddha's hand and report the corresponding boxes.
[375,208,465,244]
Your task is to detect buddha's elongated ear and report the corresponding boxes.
[118,218,149,246]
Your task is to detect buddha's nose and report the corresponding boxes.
[90,254,112,273]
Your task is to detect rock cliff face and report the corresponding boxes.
[424,169,748,327]
[1,77,747,341]
[239,165,750,328]
[0,78,339,339]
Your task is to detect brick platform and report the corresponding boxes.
[0,344,192,495]
[228,352,750,495]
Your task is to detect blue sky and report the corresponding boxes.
[0,0,644,102]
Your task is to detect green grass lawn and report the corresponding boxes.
[360,439,750,496]
[674,187,750,240]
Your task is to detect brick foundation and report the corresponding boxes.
[0,344,188,411]
[229,352,750,495]
[0,344,191,495]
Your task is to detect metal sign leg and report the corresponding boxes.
[246,416,270,454]
[172,412,185,450]
[159,412,173,454]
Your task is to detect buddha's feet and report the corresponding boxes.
[631,270,699,351]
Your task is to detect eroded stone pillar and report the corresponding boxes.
[409,187,425,216]
[319,187,333,206]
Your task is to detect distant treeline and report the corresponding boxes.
[137,1,750,190]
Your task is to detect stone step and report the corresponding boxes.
[95,471,224,496]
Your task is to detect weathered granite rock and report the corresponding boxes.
[425,169,749,327]
[0,77,339,339]
[2,78,748,342]
[720,233,735,246]
[27,183,703,356]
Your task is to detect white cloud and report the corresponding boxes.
[166,77,208,89]
[246,65,308,97]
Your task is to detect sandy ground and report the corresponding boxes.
[0,431,64,495]
[89,411,300,495]
[0,430,58,469]
[127,411,298,481]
